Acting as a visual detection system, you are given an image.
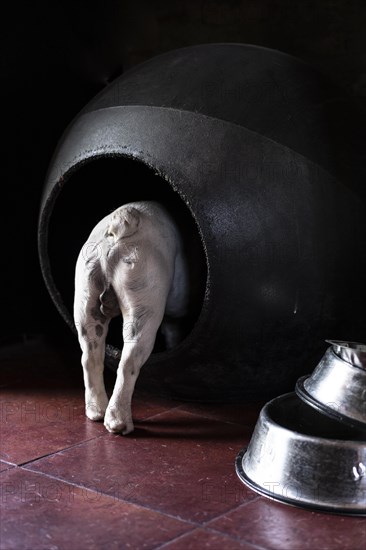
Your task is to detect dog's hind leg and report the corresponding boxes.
[75,310,111,421]
[74,275,116,422]
[104,307,164,435]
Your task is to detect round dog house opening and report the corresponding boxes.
[47,155,208,356]
[39,44,366,402]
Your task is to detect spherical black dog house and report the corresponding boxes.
[38,44,366,402]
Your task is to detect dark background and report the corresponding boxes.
[2,0,366,347]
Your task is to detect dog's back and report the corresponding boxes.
[74,201,189,346]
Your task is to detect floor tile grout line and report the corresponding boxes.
[200,496,262,529]
[3,406,250,470]
[174,406,259,428]
[151,405,256,430]
[11,425,260,531]
[155,517,269,550]
[133,403,183,423]
[0,459,17,467]
[152,527,199,550]
[132,397,260,428]
[16,466,202,529]
[0,465,16,474]
[18,461,262,537]
[204,523,270,550]
[17,432,107,468]
[154,527,201,549]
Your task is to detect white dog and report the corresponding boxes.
[74,201,188,434]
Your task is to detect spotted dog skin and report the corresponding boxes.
[74,202,188,434]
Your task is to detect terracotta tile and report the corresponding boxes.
[177,401,265,427]
[162,527,256,549]
[0,337,182,428]
[0,372,181,465]
[121,388,182,422]
[5,339,363,549]
[0,341,186,464]
[0,385,106,464]
[26,409,254,523]
[0,468,193,550]
[208,497,366,550]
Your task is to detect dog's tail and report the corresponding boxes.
[107,206,140,240]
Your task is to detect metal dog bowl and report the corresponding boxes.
[236,393,366,515]
[296,341,366,430]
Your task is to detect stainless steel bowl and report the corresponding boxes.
[236,393,366,515]
[296,340,366,429]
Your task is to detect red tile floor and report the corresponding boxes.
[1,338,365,549]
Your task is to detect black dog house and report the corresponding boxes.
[38,44,366,402]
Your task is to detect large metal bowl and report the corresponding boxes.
[236,393,366,515]
[296,340,366,429]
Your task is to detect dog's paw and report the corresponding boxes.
[104,405,134,435]
[85,392,109,422]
